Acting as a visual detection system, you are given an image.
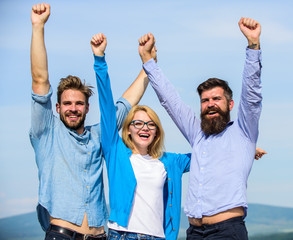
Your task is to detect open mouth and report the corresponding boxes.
[139,133,150,139]
[208,111,218,116]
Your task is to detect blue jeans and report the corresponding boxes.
[186,216,248,240]
[108,229,165,240]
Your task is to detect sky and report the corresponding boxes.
[0,0,293,219]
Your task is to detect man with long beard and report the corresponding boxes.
[138,17,262,239]
[199,78,233,136]
[30,3,150,240]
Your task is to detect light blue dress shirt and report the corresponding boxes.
[143,48,262,219]
[30,86,131,230]
[94,55,191,240]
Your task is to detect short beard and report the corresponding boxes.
[60,113,86,132]
[200,105,230,136]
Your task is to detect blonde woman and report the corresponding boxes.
[91,33,190,240]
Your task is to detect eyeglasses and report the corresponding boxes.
[130,120,157,130]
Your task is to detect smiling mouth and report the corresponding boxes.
[67,114,81,120]
[139,133,150,139]
[208,111,218,115]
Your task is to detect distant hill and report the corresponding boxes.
[249,232,293,240]
[0,212,44,240]
[1,203,293,240]
[245,203,293,236]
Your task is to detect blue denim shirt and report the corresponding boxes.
[30,86,131,231]
[94,55,191,240]
[143,48,262,219]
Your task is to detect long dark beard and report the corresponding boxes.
[200,105,230,135]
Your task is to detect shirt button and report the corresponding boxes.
[203,152,206,154]
[85,203,88,206]
[86,186,89,189]
[169,204,172,207]
[170,191,173,194]
[173,229,175,231]
[170,217,173,220]
[88,152,91,155]
[168,178,171,181]
[197,200,200,203]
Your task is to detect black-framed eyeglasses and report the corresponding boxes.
[130,120,157,130]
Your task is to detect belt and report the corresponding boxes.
[50,224,107,240]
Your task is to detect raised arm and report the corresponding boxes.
[122,44,157,107]
[238,17,262,142]
[91,33,120,157]
[139,33,199,144]
[31,3,50,95]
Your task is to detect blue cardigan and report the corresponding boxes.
[94,55,190,240]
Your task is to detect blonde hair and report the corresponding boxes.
[122,105,165,158]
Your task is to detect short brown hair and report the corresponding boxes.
[197,78,233,101]
[57,75,94,104]
[122,105,165,159]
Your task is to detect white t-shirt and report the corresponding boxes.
[108,154,167,237]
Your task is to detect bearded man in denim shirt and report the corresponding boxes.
[30,3,149,240]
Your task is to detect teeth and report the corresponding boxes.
[209,111,217,114]
[139,134,149,138]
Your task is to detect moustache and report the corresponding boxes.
[65,111,82,117]
[202,106,224,116]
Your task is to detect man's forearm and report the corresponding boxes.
[121,69,149,107]
[31,24,50,95]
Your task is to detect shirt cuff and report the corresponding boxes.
[94,54,107,67]
[246,48,262,62]
[116,97,132,112]
[31,86,53,104]
[143,58,157,74]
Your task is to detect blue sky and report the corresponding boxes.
[0,0,293,218]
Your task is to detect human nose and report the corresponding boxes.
[141,122,149,130]
[69,104,77,112]
[207,100,215,108]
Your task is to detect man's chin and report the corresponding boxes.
[201,117,228,135]
[63,120,84,131]
[60,114,86,132]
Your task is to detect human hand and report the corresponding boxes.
[255,147,267,160]
[138,33,156,63]
[238,17,261,49]
[91,33,107,57]
[31,3,50,26]
[151,45,158,63]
